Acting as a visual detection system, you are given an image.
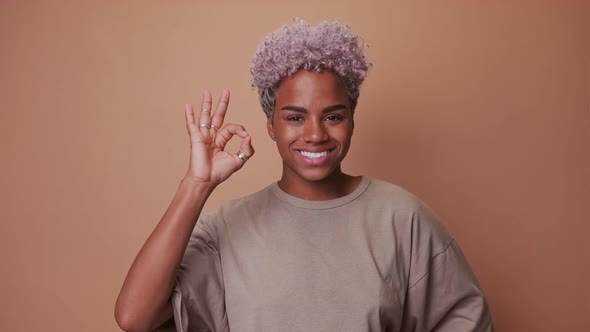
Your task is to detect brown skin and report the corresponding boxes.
[268,70,361,200]
[114,90,254,332]
[115,71,362,331]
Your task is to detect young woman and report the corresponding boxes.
[115,20,494,332]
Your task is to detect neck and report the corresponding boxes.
[277,169,361,201]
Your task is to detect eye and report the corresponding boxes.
[287,115,303,122]
[324,114,343,122]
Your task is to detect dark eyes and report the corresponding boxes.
[286,115,304,122]
[286,114,343,122]
[324,114,342,122]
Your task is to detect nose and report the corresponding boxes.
[303,119,328,143]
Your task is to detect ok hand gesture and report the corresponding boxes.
[183,89,254,188]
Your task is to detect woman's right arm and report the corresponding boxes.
[114,89,254,332]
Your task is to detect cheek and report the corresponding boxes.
[334,126,353,142]
[275,125,300,141]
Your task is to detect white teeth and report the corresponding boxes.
[299,151,328,159]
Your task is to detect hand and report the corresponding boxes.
[183,89,254,187]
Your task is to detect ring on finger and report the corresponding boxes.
[210,125,218,131]
[201,109,210,113]
[199,124,211,129]
[237,150,250,162]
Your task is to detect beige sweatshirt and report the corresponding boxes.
[171,177,494,332]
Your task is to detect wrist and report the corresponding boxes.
[179,176,216,196]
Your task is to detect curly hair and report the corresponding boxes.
[250,19,371,118]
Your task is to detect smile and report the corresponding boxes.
[297,150,332,159]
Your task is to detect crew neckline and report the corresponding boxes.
[270,176,371,210]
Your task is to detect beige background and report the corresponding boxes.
[1,1,588,331]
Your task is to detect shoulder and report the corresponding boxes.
[220,184,275,214]
[365,177,453,247]
[199,184,276,223]
[364,177,423,210]
[363,178,439,223]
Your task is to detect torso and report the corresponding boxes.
[210,177,416,331]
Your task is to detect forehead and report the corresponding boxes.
[275,71,349,107]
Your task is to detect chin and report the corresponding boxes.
[296,167,342,183]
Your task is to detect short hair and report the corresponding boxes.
[250,19,371,119]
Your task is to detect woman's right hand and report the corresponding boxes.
[183,89,254,188]
[116,90,249,331]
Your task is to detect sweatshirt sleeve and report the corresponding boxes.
[400,204,494,332]
[171,213,229,332]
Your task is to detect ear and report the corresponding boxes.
[266,115,276,141]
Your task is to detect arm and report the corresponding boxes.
[400,204,494,332]
[114,90,254,332]
[402,241,494,332]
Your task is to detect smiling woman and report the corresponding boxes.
[115,20,494,332]
[270,70,358,199]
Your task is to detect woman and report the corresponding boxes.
[115,20,494,332]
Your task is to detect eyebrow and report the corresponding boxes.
[280,104,348,114]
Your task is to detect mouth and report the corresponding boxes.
[297,149,335,159]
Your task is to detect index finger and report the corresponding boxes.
[211,89,230,129]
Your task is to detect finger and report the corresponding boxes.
[234,135,254,166]
[239,135,255,158]
[211,89,230,129]
[198,90,212,129]
[184,104,198,135]
[215,124,248,148]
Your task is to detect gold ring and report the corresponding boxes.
[237,151,250,162]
